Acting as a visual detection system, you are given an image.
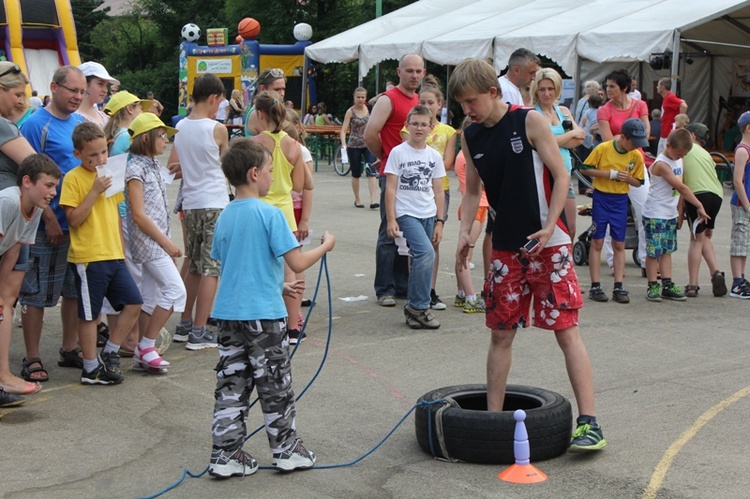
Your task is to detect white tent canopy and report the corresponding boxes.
[306,0,750,79]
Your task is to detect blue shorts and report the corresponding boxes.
[592,190,628,241]
[71,260,143,321]
[20,231,78,308]
[643,217,678,258]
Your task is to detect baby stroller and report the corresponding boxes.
[571,158,641,267]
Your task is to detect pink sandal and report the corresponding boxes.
[133,346,170,374]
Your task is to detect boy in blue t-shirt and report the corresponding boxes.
[208,138,335,479]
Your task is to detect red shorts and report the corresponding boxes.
[483,244,582,331]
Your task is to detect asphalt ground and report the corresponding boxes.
[2,146,749,498]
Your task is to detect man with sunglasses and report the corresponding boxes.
[243,68,286,137]
[18,66,87,379]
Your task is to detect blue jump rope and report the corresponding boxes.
[140,255,446,499]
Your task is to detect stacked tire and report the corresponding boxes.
[414,384,572,464]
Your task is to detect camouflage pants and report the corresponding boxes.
[212,319,298,455]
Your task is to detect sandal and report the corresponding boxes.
[58,347,83,369]
[685,284,700,298]
[21,357,49,382]
[96,322,110,347]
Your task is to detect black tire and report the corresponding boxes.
[573,241,588,266]
[632,248,640,267]
[415,384,572,464]
[334,147,350,176]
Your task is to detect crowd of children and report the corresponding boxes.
[3,54,750,470]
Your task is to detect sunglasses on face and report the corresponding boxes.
[0,64,22,79]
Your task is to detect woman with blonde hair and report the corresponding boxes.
[247,91,306,344]
[0,62,45,396]
[531,67,586,240]
[227,89,244,125]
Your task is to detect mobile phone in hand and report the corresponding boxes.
[521,238,541,254]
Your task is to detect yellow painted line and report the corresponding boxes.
[643,385,750,499]
[354,310,372,315]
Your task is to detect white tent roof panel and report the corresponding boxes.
[306,0,750,78]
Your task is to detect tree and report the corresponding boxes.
[82,0,418,118]
[71,0,110,61]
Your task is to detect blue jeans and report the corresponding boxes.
[374,176,409,297]
[397,215,435,309]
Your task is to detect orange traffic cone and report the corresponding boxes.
[498,409,548,483]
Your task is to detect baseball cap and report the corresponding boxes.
[685,122,710,144]
[739,111,750,128]
[78,61,120,85]
[128,112,177,139]
[104,91,152,116]
[621,118,649,148]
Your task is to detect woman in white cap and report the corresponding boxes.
[76,61,120,127]
[103,91,151,156]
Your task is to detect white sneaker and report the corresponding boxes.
[209,448,258,478]
[272,438,316,471]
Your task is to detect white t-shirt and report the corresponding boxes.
[498,75,524,106]
[0,186,42,256]
[29,97,43,109]
[643,153,682,220]
[627,89,642,100]
[216,99,229,121]
[384,142,445,219]
[174,118,229,210]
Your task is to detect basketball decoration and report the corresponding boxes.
[236,35,243,44]
[238,18,261,39]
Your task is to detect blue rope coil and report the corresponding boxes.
[139,255,445,498]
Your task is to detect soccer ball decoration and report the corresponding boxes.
[181,23,201,42]
[293,23,313,41]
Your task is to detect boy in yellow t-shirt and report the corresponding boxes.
[60,122,143,385]
[580,118,646,304]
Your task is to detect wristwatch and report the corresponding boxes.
[436,218,445,224]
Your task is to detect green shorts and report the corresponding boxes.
[184,208,222,277]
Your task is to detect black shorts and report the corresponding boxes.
[684,192,722,234]
[485,208,496,235]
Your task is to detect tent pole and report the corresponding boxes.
[302,55,308,114]
[671,29,681,95]
[574,57,582,115]
[709,56,714,145]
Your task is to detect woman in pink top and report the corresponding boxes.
[597,68,650,273]
[597,69,649,139]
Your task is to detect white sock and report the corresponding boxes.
[103,340,120,355]
[83,357,99,373]
[467,294,477,302]
[456,290,466,298]
[139,337,156,350]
